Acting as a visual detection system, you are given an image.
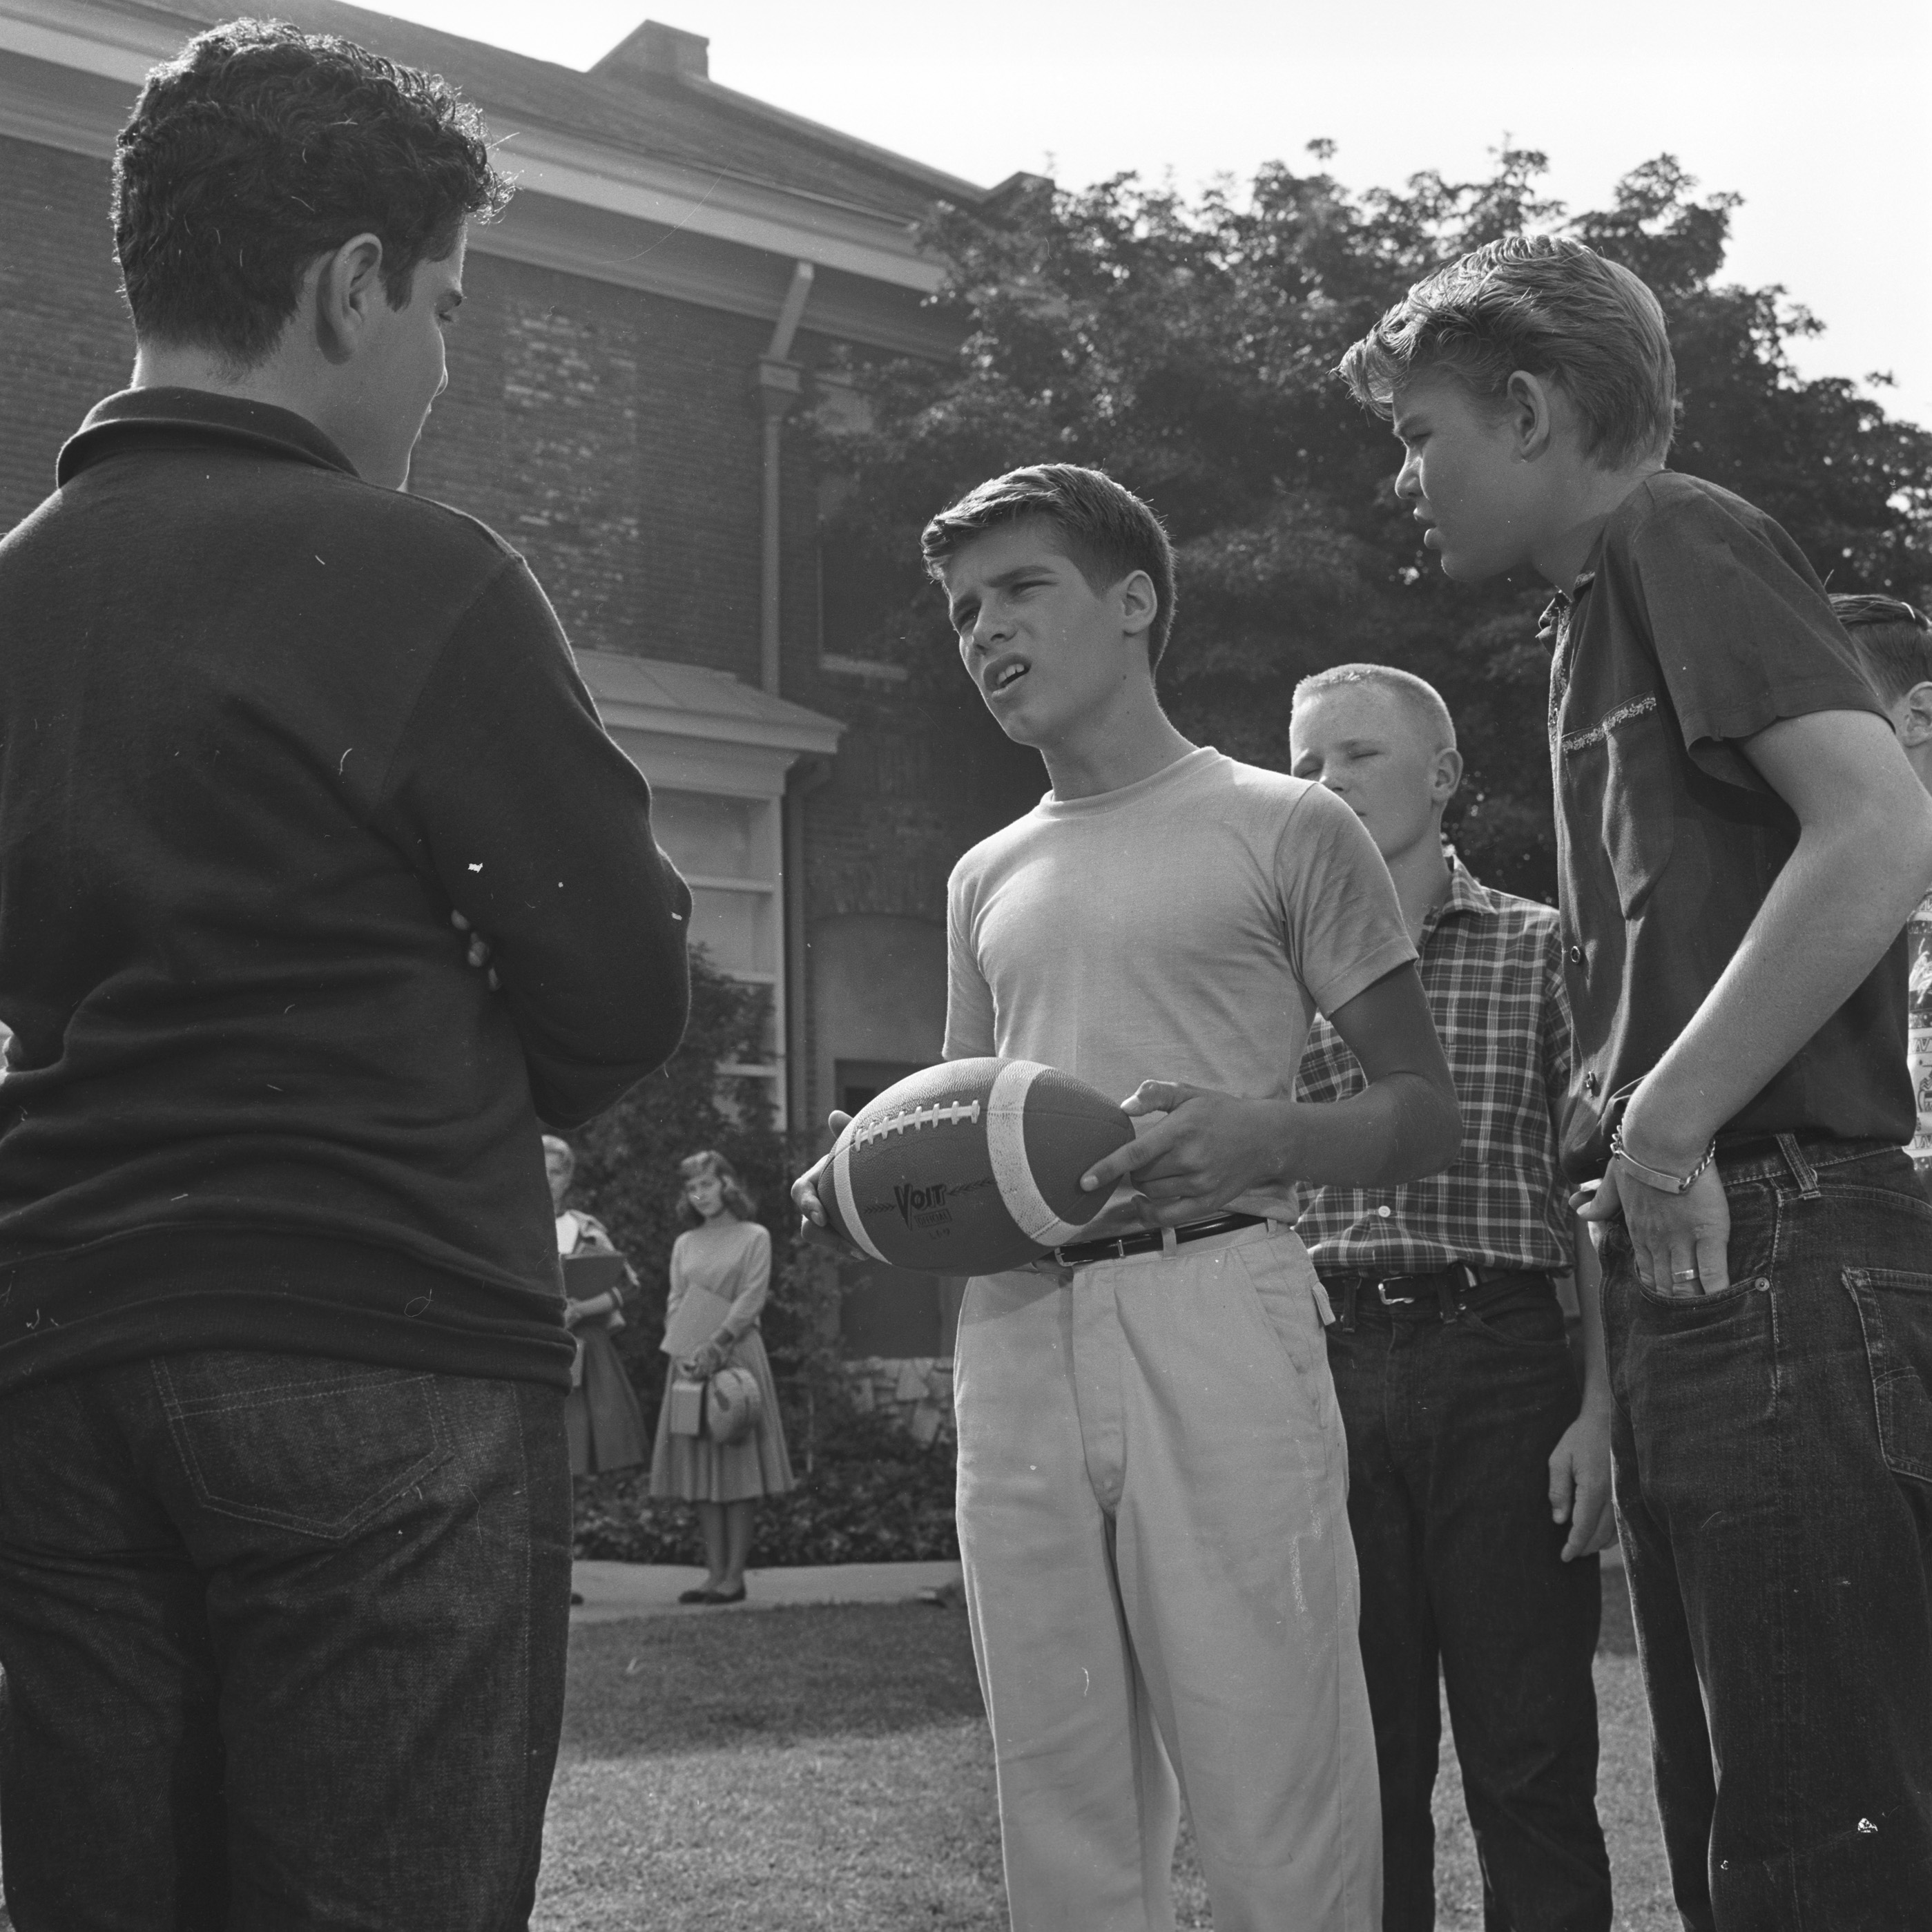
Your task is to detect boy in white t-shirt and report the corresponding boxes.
[798,465,1460,1931]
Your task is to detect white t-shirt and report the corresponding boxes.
[944,746,1416,1225]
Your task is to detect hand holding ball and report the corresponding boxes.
[808,1058,1134,1275]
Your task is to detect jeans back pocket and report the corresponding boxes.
[1841,1269,1932,1485]
[155,1353,453,1540]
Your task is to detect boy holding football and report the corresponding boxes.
[1339,236,1932,1928]
[800,463,1461,1930]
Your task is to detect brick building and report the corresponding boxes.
[0,0,1047,1355]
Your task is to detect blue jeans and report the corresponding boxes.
[0,1351,572,1930]
[1328,1279,1610,1932]
[1602,1138,1932,1931]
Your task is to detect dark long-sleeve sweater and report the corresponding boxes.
[0,389,692,1393]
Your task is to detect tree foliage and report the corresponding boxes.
[811,147,1932,900]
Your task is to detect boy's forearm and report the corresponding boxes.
[1284,1071,1461,1188]
[1627,812,1932,1167]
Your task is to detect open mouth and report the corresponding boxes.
[987,659,1030,696]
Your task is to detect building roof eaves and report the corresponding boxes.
[22,0,989,224]
[576,651,845,757]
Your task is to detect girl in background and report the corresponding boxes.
[545,1134,648,1482]
[650,1150,794,1604]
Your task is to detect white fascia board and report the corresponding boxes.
[486,124,943,296]
[596,697,842,761]
[604,726,806,801]
[0,7,162,87]
[0,4,945,297]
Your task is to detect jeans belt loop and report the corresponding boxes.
[1775,1132,1824,1200]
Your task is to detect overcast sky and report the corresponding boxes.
[376,0,1932,434]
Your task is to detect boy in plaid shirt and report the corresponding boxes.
[1293,665,1612,1932]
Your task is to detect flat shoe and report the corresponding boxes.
[677,1585,719,1604]
[704,1585,746,1605]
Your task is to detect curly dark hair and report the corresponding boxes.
[113,18,511,366]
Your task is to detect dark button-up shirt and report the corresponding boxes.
[1543,471,1909,1180]
[1295,849,1572,1275]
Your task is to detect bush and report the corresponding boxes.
[573,1423,958,1567]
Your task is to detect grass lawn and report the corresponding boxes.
[535,1571,1679,1930]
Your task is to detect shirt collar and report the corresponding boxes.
[1420,844,1498,938]
[1535,566,1598,648]
[57,388,358,487]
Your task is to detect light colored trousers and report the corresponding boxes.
[955,1221,1382,1932]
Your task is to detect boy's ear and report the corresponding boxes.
[1432,744,1465,807]
[1900,682,1932,748]
[1503,369,1559,462]
[312,233,387,366]
[1117,568,1158,644]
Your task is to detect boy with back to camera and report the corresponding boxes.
[0,21,691,1925]
[800,464,1462,1931]
[1339,235,1932,1930]
[1833,593,1932,1177]
[1290,663,1614,1932]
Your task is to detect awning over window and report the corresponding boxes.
[575,649,842,798]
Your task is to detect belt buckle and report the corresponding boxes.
[1375,1279,1420,1307]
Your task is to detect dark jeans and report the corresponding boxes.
[1603,1137,1932,1931]
[1328,1279,1610,1932]
[0,1351,573,1930]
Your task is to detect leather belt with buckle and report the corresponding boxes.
[1317,1262,1547,1313]
[1051,1211,1268,1269]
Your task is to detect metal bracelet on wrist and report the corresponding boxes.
[1609,1121,1717,1197]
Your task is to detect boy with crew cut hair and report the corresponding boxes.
[800,463,1463,1930]
[1340,234,1932,1930]
[1291,661,1614,1932]
[0,21,690,1924]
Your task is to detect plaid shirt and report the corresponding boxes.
[1294,849,1573,1275]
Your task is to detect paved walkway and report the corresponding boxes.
[570,1558,964,1624]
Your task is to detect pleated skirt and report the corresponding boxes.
[649,1326,796,1503]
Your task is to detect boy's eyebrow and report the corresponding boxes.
[947,561,1055,628]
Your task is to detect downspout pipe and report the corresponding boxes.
[758,260,815,697]
[783,754,834,1139]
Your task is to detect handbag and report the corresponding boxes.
[665,1375,706,1436]
[704,1364,764,1447]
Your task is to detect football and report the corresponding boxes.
[816,1057,1134,1275]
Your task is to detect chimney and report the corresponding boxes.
[592,20,710,86]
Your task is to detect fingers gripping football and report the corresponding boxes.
[1081,1081,1283,1226]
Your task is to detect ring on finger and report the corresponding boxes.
[1670,1267,1699,1282]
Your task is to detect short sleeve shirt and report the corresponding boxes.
[1544,472,1911,1179]
[944,746,1416,1226]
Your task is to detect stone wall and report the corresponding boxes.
[846,1355,955,1447]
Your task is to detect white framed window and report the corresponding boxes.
[574,650,844,1134]
[650,787,783,1099]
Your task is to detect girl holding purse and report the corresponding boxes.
[650,1150,795,1604]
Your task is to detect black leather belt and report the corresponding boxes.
[1052,1211,1268,1268]
[1317,1261,1549,1318]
